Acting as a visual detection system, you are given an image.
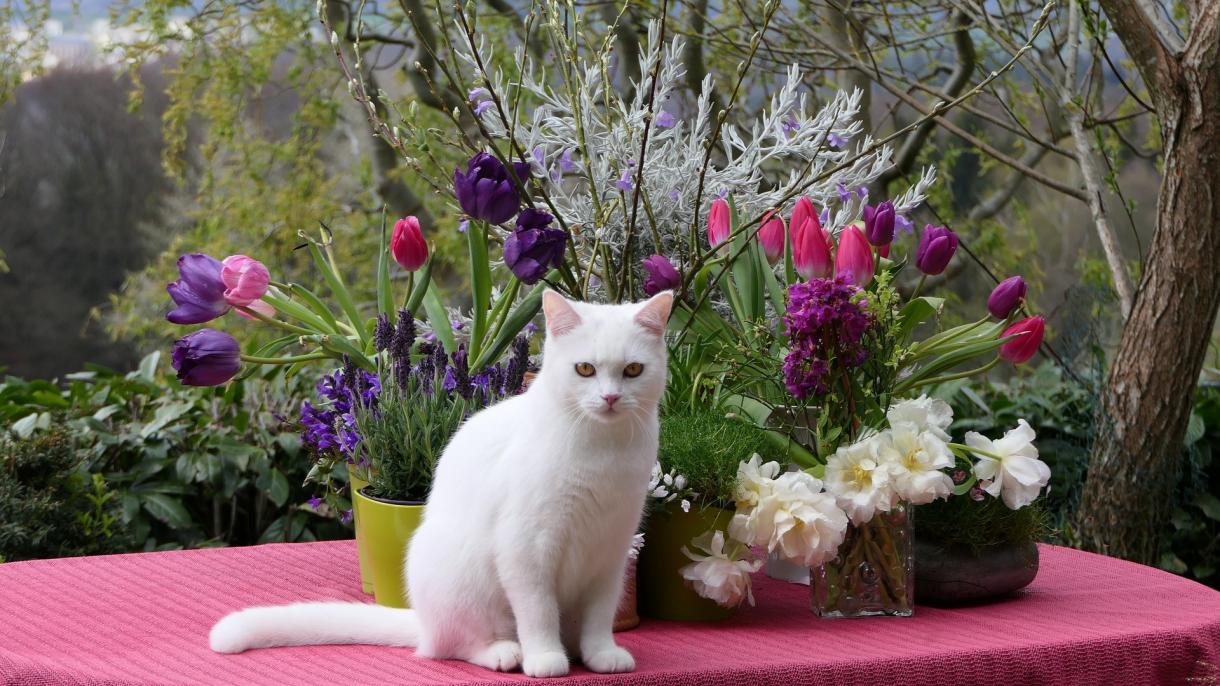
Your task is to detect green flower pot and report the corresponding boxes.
[350,474,374,595]
[637,503,735,621]
[354,487,425,609]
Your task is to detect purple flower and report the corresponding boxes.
[468,87,490,101]
[836,183,852,204]
[453,152,530,225]
[532,145,545,167]
[340,509,353,525]
[782,116,801,138]
[559,148,577,173]
[451,319,464,332]
[856,186,868,200]
[373,314,394,352]
[473,100,494,116]
[655,110,677,128]
[819,207,830,226]
[863,201,896,247]
[307,496,323,509]
[894,214,914,234]
[166,254,230,324]
[827,132,848,148]
[458,219,469,234]
[987,276,1028,319]
[616,169,634,193]
[469,87,493,116]
[504,335,530,394]
[668,188,680,201]
[641,254,681,296]
[504,209,568,284]
[915,224,959,275]
[171,329,241,386]
[781,276,874,399]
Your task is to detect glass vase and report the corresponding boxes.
[810,503,914,618]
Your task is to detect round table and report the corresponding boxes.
[1,541,1217,685]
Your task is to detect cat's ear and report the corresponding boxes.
[543,289,582,338]
[634,291,674,337]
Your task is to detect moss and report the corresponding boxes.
[915,495,1051,554]
[658,409,780,505]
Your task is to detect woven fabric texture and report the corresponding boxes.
[1,542,1217,685]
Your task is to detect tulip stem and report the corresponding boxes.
[910,274,928,299]
[237,306,315,336]
[240,352,331,365]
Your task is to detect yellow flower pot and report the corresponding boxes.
[637,503,735,621]
[353,487,425,609]
[349,474,374,595]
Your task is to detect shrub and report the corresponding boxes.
[0,428,131,561]
[659,409,777,505]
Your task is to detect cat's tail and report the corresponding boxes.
[209,602,418,654]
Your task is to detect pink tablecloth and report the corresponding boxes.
[1,541,1217,686]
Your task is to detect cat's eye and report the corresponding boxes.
[623,362,644,378]
[574,362,596,377]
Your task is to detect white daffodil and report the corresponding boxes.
[679,530,761,608]
[966,419,1050,510]
[824,434,897,525]
[732,470,848,567]
[733,453,782,510]
[878,422,955,505]
[886,395,954,441]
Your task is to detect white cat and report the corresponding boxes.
[209,290,673,678]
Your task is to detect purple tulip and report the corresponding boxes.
[504,210,568,284]
[641,255,681,296]
[167,253,230,324]
[863,201,896,247]
[453,152,531,225]
[171,329,241,386]
[988,276,1028,319]
[914,225,958,275]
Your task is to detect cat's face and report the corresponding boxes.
[538,290,673,425]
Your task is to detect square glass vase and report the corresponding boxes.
[810,503,914,618]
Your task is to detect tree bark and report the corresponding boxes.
[1076,1,1220,564]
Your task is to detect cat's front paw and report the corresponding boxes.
[583,645,635,674]
[523,651,570,678]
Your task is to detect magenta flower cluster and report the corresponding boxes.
[782,275,874,399]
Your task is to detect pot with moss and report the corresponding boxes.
[914,494,1048,605]
[636,408,775,621]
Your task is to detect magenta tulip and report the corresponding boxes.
[915,224,958,275]
[863,201,896,247]
[999,316,1045,364]
[792,216,832,280]
[707,197,731,248]
[790,197,815,244]
[758,212,785,264]
[988,276,1028,319]
[220,255,270,307]
[641,254,681,296]
[235,299,275,321]
[835,226,875,286]
[390,216,429,272]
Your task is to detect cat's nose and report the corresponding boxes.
[602,393,621,408]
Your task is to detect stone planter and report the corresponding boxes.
[914,538,1039,605]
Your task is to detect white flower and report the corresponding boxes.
[679,530,761,608]
[966,419,1050,510]
[731,470,848,567]
[877,422,955,505]
[627,532,645,560]
[886,395,954,441]
[733,454,781,509]
[648,462,698,504]
[823,434,897,525]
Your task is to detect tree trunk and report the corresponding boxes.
[1076,1,1220,564]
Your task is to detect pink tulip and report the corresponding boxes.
[999,316,1045,364]
[835,226,875,286]
[707,198,731,248]
[790,197,815,243]
[792,216,832,280]
[758,212,785,264]
[391,216,429,272]
[220,255,270,307]
[236,299,276,321]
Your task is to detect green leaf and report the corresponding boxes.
[473,281,544,371]
[404,256,434,315]
[142,494,194,530]
[266,469,290,508]
[1184,412,1205,447]
[285,285,342,334]
[467,222,492,361]
[1159,552,1188,574]
[422,286,456,354]
[140,401,193,438]
[306,241,367,348]
[897,297,944,343]
[134,352,160,384]
[1195,493,1220,522]
[376,212,394,319]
